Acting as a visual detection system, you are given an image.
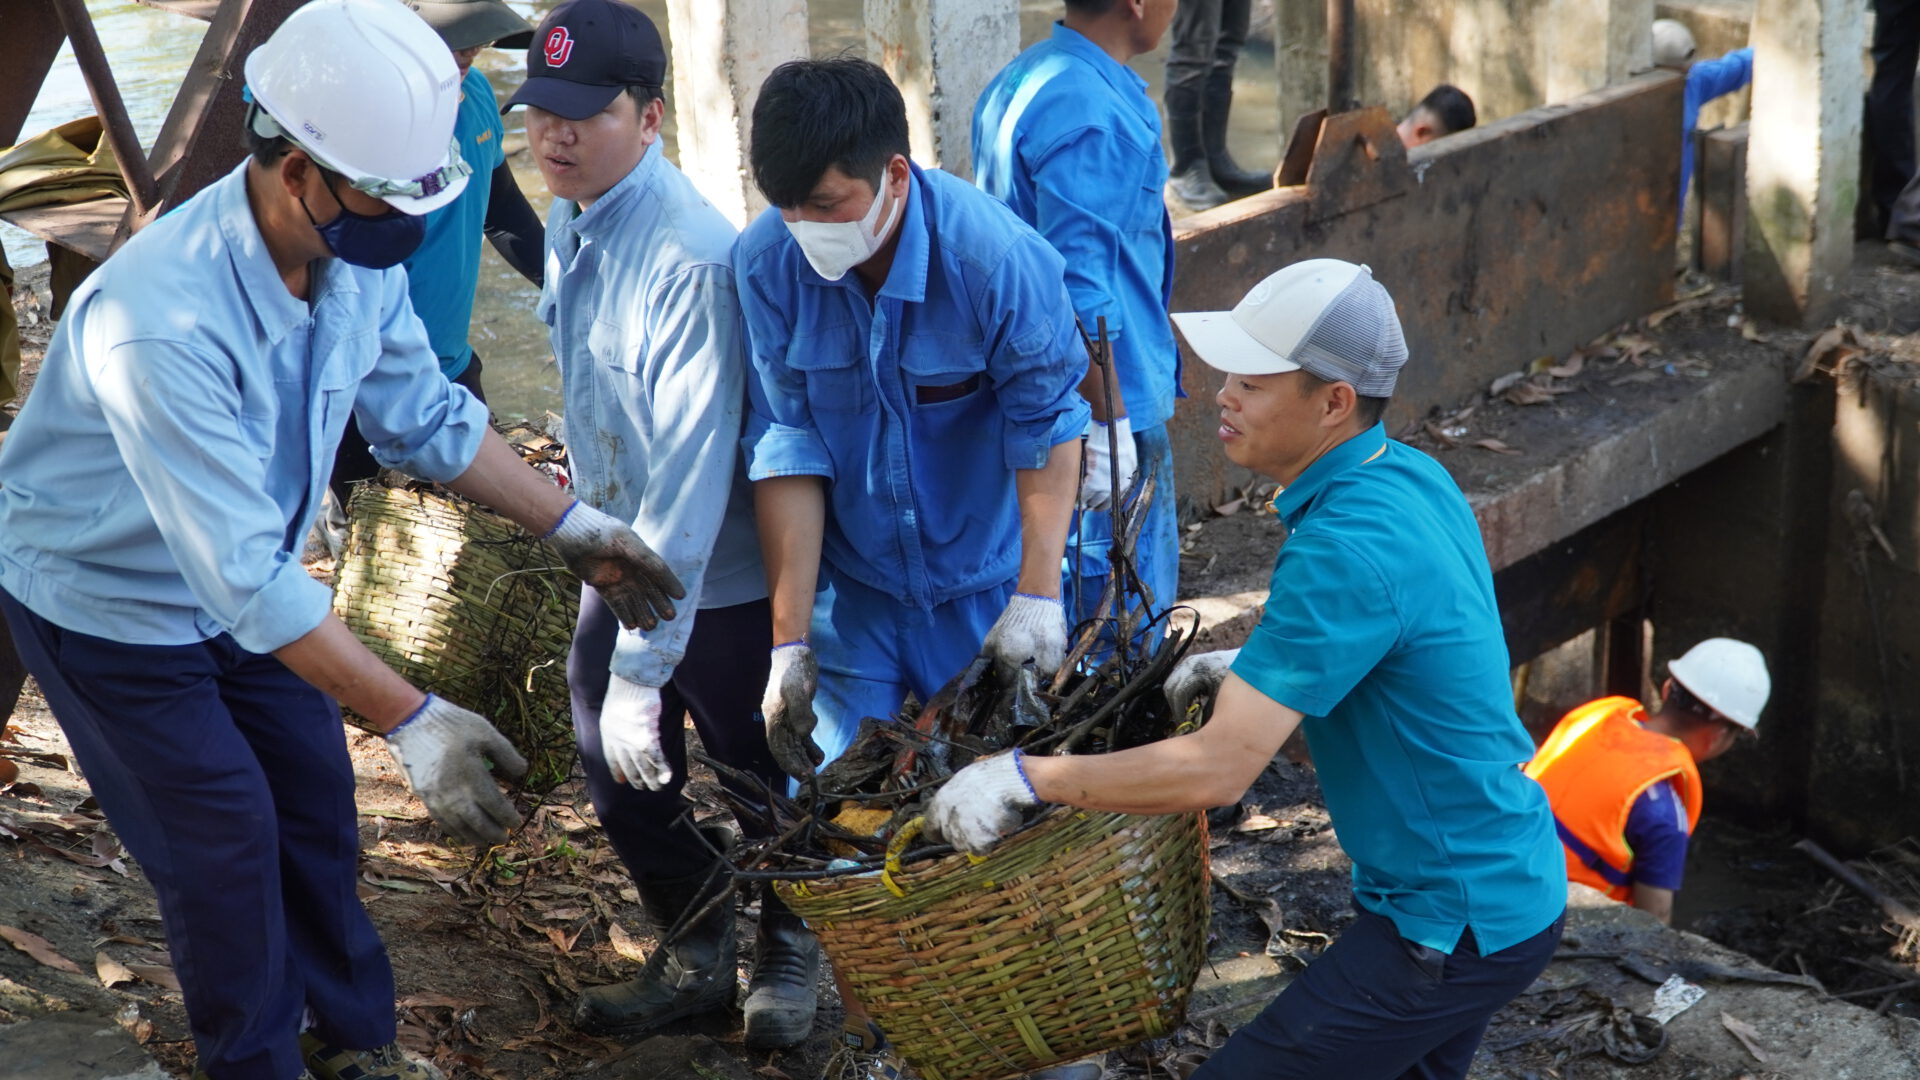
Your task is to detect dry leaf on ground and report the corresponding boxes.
[1794,324,1862,383]
[96,950,135,988]
[0,925,85,975]
[606,921,650,965]
[1474,438,1523,456]
[1488,370,1526,396]
[1720,1012,1769,1064]
[126,963,182,991]
[1423,420,1461,449]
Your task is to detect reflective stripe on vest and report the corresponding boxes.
[1524,697,1703,904]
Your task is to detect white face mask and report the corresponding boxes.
[785,177,904,281]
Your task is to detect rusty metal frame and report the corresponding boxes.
[50,0,161,217]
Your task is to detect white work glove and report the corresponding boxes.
[545,500,687,632]
[761,642,823,781]
[1080,416,1139,512]
[384,694,528,847]
[925,750,1043,855]
[600,675,673,790]
[1164,648,1242,721]
[980,593,1069,680]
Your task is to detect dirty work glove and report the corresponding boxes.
[980,593,1068,679]
[1164,648,1242,721]
[544,500,686,632]
[926,750,1043,855]
[600,675,673,790]
[761,642,823,781]
[1080,416,1138,512]
[384,695,528,847]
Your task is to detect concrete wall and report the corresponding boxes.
[1277,0,1656,130]
[1168,72,1682,513]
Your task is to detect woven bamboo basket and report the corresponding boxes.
[774,805,1210,1080]
[333,482,579,792]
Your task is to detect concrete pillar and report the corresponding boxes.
[864,0,1019,180]
[665,0,809,228]
[1542,0,1654,103]
[1275,0,1329,147]
[1742,0,1866,325]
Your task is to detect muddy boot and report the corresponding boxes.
[574,865,737,1037]
[1203,70,1270,199]
[1164,82,1228,212]
[743,886,821,1049]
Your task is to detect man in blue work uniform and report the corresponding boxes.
[737,56,1089,1075]
[499,0,800,1050]
[327,0,546,520]
[1651,18,1753,227]
[930,260,1567,1080]
[0,4,682,1079]
[973,0,1182,642]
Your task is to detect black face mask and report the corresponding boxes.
[301,171,425,270]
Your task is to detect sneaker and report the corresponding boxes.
[301,1032,444,1080]
[824,1021,910,1080]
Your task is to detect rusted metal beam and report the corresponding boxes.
[0,0,67,147]
[1494,505,1648,669]
[50,0,160,217]
[136,0,307,236]
[1698,124,1748,282]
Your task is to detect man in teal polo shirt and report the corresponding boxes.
[928,259,1565,1079]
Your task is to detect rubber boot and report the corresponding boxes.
[1203,70,1270,199]
[742,885,821,1049]
[1164,82,1229,212]
[574,864,737,1036]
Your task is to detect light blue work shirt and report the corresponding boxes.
[736,164,1090,609]
[972,21,1179,430]
[1680,48,1754,221]
[0,162,489,656]
[1232,424,1565,956]
[540,139,765,688]
[406,65,506,380]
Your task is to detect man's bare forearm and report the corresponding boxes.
[1014,440,1079,598]
[274,615,424,732]
[442,429,573,536]
[755,475,827,643]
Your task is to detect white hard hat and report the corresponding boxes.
[244,0,470,214]
[1669,637,1769,730]
[1652,19,1697,67]
[1171,259,1408,396]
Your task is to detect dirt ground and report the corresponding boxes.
[8,254,1920,1080]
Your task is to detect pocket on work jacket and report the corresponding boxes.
[786,323,871,414]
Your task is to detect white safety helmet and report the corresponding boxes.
[1668,638,1769,731]
[244,0,470,214]
[1651,19,1698,67]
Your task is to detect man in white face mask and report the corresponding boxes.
[732,55,1091,1075]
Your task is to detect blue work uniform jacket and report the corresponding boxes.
[0,162,489,655]
[735,164,1090,609]
[972,21,1179,431]
[539,140,765,688]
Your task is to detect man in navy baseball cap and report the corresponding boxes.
[501,0,666,120]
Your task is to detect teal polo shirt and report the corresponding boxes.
[401,66,506,380]
[1232,422,1565,955]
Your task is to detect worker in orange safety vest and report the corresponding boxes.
[1525,638,1768,924]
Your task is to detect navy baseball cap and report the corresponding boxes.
[501,0,666,121]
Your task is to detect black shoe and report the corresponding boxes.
[1204,70,1270,199]
[1165,82,1230,212]
[743,886,821,1049]
[574,864,737,1036]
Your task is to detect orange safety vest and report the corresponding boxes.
[1523,696,1703,903]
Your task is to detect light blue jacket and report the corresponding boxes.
[972,22,1179,431]
[0,162,489,655]
[735,164,1089,610]
[539,140,765,688]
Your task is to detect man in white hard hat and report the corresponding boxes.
[498,0,802,1050]
[0,2,683,1079]
[1651,17,1753,227]
[1526,638,1768,925]
[927,259,1566,1080]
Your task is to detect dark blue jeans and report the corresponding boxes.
[1,589,394,1080]
[567,588,778,882]
[1193,908,1565,1080]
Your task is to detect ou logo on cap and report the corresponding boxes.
[544,26,574,68]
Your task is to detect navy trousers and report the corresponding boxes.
[1,590,394,1080]
[1193,908,1565,1080]
[567,588,778,882]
